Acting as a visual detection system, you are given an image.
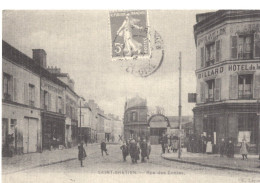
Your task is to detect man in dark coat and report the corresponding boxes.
[226,139,234,158]
[219,138,226,157]
[140,139,148,162]
[120,141,129,161]
[78,142,87,167]
[101,140,108,156]
[129,139,139,163]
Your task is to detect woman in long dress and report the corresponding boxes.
[240,139,249,160]
[206,135,213,154]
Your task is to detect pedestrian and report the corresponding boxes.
[147,140,151,159]
[226,139,234,158]
[101,140,109,156]
[140,139,148,162]
[78,142,87,167]
[219,138,226,157]
[240,138,249,160]
[120,141,129,161]
[206,135,213,154]
[129,139,138,163]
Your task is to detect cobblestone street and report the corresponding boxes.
[3,145,260,183]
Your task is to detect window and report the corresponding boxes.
[206,43,215,66]
[58,96,62,114]
[254,33,260,57]
[238,74,253,99]
[238,113,257,144]
[29,84,35,107]
[231,36,238,59]
[3,73,13,101]
[206,80,215,102]
[238,35,253,59]
[216,40,221,62]
[132,112,137,122]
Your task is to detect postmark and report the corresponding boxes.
[109,10,164,77]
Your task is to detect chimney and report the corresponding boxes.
[32,49,47,68]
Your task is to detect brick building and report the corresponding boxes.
[193,10,260,153]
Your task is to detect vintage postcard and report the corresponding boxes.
[2,9,260,183]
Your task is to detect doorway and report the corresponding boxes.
[23,118,38,153]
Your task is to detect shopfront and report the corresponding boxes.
[42,112,65,150]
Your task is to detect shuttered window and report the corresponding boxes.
[13,78,17,102]
[200,82,205,103]
[229,74,238,99]
[24,83,29,105]
[254,32,260,58]
[231,36,238,59]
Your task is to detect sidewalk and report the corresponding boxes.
[2,143,99,174]
[162,151,260,173]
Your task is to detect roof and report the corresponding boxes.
[2,40,67,88]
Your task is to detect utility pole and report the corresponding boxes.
[80,99,82,142]
[178,52,182,159]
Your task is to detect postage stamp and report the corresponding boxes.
[109,10,164,77]
[109,10,151,60]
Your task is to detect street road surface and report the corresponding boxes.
[3,145,259,183]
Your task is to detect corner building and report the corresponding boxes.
[193,10,260,153]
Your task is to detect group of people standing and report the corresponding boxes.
[120,138,151,163]
[159,133,180,154]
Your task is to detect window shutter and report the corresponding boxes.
[231,36,238,59]
[61,98,64,114]
[229,74,238,99]
[254,32,260,58]
[9,77,13,101]
[55,96,58,113]
[200,82,205,103]
[40,90,44,109]
[254,74,260,99]
[48,93,52,111]
[13,77,17,102]
[205,82,209,102]
[214,78,221,101]
[201,47,205,67]
[24,83,28,105]
[216,40,221,62]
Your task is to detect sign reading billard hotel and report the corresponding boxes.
[193,10,260,154]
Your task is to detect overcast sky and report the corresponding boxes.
[2,10,210,118]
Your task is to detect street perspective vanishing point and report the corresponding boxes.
[2,10,260,183]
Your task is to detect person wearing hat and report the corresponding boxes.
[101,140,109,156]
[240,138,249,160]
[78,142,87,167]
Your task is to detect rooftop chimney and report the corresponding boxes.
[32,49,47,69]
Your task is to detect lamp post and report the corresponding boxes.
[178,52,182,159]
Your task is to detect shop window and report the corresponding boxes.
[29,84,35,107]
[206,79,215,102]
[206,43,215,66]
[3,73,13,101]
[238,114,257,144]
[238,74,253,99]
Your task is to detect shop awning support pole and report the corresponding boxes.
[178,52,182,159]
[80,100,82,142]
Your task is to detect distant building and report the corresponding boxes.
[193,10,260,153]
[123,96,149,140]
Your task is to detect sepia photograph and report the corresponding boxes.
[1,8,260,183]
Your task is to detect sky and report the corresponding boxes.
[2,10,210,118]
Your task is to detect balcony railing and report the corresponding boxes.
[3,93,12,101]
[29,100,35,107]
[238,92,253,99]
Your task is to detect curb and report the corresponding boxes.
[161,155,260,174]
[3,158,77,175]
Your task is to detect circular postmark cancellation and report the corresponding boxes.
[109,10,164,77]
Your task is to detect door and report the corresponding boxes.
[23,118,29,153]
[23,118,38,153]
[2,119,8,153]
[28,118,38,153]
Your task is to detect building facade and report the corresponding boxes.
[193,10,260,153]
[124,96,149,140]
[2,41,42,155]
